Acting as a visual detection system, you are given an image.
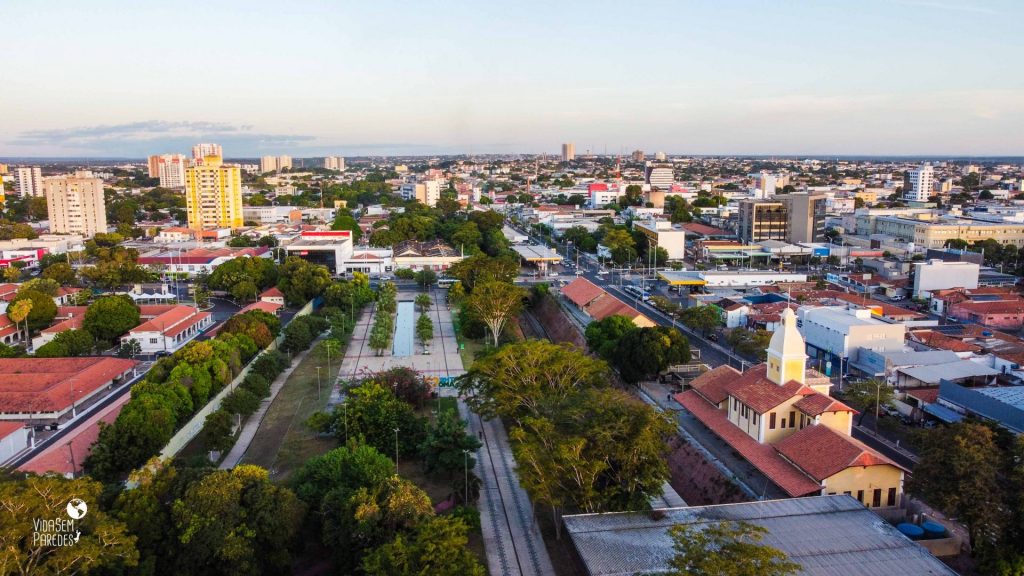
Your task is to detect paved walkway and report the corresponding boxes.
[219,336,324,470]
[460,398,556,576]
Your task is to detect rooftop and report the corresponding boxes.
[563,495,956,576]
[776,425,903,482]
[0,357,136,414]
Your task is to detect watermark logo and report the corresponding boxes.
[32,498,85,547]
[66,498,88,520]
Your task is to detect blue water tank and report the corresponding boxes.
[921,521,946,538]
[897,523,925,539]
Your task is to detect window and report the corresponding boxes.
[150,338,158,344]
[887,487,897,507]
[872,489,882,508]
[789,411,795,428]
[769,413,776,429]
[843,491,852,496]
[857,490,864,504]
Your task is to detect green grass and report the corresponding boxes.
[240,339,341,482]
[438,396,457,416]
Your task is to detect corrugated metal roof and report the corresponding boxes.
[563,495,957,576]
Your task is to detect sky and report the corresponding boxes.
[1,0,1022,158]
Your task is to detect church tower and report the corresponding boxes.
[766,308,807,386]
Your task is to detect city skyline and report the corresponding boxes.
[2,0,1022,157]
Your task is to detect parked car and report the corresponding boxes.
[707,333,719,342]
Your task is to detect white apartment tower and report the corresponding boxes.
[192,143,223,163]
[260,155,293,173]
[904,164,935,202]
[561,143,576,162]
[45,172,108,237]
[324,156,346,171]
[645,162,674,189]
[150,154,187,188]
[14,167,44,197]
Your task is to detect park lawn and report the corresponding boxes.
[241,343,340,482]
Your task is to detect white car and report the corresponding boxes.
[548,270,560,277]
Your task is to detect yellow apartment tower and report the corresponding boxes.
[185,155,243,229]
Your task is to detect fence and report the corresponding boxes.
[158,299,315,458]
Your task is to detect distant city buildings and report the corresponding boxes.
[644,162,673,190]
[654,151,667,161]
[191,143,223,163]
[323,156,345,171]
[260,155,292,174]
[400,179,442,207]
[14,166,43,197]
[904,163,934,202]
[44,171,108,237]
[561,143,575,162]
[631,149,644,162]
[185,154,243,229]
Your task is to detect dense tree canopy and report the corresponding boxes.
[667,521,800,576]
[584,314,638,360]
[613,326,691,383]
[277,256,331,305]
[10,289,57,332]
[83,295,140,344]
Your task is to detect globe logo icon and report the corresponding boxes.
[66,498,88,520]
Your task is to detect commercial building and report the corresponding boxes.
[633,220,686,260]
[137,246,270,276]
[148,154,187,188]
[284,230,354,274]
[737,200,787,243]
[0,357,137,422]
[903,164,934,202]
[561,277,655,328]
[191,143,222,162]
[564,495,956,576]
[184,155,244,229]
[14,166,43,197]
[798,306,906,372]
[561,143,575,162]
[780,192,827,243]
[44,172,108,237]
[260,155,292,173]
[912,260,980,298]
[867,215,1024,249]
[658,270,808,288]
[323,156,345,171]
[393,240,461,272]
[675,309,906,505]
[644,162,673,189]
[242,206,336,225]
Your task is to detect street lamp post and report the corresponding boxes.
[316,366,322,401]
[463,449,470,504]
[394,427,400,466]
[66,441,77,478]
[875,380,882,431]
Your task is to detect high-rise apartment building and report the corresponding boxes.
[737,200,788,244]
[260,155,293,173]
[903,164,934,203]
[644,162,674,189]
[148,154,188,188]
[184,155,243,229]
[780,192,828,243]
[654,151,667,161]
[751,171,777,197]
[45,171,108,237]
[14,167,44,197]
[631,149,645,162]
[324,156,346,171]
[192,143,223,163]
[561,143,575,162]
[399,179,442,207]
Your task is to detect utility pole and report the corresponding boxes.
[463,449,470,504]
[393,427,400,466]
[316,366,322,401]
[66,441,77,478]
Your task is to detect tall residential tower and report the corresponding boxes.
[185,155,243,229]
[45,171,108,237]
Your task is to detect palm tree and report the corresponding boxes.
[7,300,33,345]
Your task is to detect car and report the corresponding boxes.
[707,333,719,342]
[378,275,392,281]
[548,270,560,277]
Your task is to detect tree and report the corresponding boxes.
[908,422,1005,550]
[680,305,722,336]
[416,314,433,347]
[414,293,432,312]
[369,313,393,356]
[118,338,142,358]
[208,256,279,293]
[979,189,994,200]
[613,326,691,383]
[200,409,235,453]
[584,314,638,360]
[450,221,483,254]
[840,378,895,426]
[945,238,969,250]
[667,521,801,576]
[331,210,363,241]
[414,268,437,289]
[6,299,32,343]
[465,281,525,347]
[362,517,485,576]
[41,262,76,285]
[36,328,94,357]
[277,256,331,305]
[9,289,57,332]
[83,295,141,344]
[335,382,425,455]
[447,253,519,291]
[0,475,139,575]
[461,340,609,422]
[193,284,211,309]
[419,410,481,477]
[602,228,637,264]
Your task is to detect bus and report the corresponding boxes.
[623,285,650,301]
[436,277,457,289]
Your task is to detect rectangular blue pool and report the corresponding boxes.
[392,301,415,357]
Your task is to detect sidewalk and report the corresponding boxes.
[460,398,555,576]
[219,336,324,470]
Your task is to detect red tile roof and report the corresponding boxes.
[18,393,130,476]
[776,424,905,481]
[675,390,821,497]
[260,286,284,298]
[240,301,282,315]
[586,295,648,323]
[562,278,605,308]
[910,331,982,353]
[132,306,206,336]
[793,393,857,417]
[0,421,24,439]
[906,388,940,404]
[0,357,136,414]
[41,315,84,334]
[726,365,811,414]
[688,365,741,405]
